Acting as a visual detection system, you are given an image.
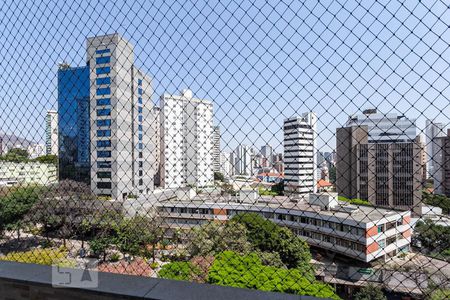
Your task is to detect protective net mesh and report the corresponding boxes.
[0,1,449,299]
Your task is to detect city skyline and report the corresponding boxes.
[1,1,449,153]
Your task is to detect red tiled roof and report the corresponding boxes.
[317,179,333,187]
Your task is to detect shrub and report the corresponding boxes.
[208,251,340,300]
[159,262,201,281]
[0,248,74,267]
[150,262,159,269]
[109,252,121,262]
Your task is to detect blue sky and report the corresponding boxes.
[0,0,449,153]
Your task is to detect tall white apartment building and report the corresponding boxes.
[283,112,317,195]
[220,151,233,178]
[88,33,157,200]
[160,89,214,188]
[426,119,445,179]
[45,110,58,155]
[260,144,273,167]
[212,126,221,172]
[234,144,253,176]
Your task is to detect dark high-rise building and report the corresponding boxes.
[336,125,424,214]
[57,64,91,184]
[434,129,450,197]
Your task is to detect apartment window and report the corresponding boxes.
[138,115,143,122]
[378,225,383,233]
[139,162,143,168]
[138,107,143,113]
[138,133,142,140]
[97,161,111,168]
[96,56,111,64]
[139,170,143,176]
[96,66,111,75]
[97,140,111,148]
[139,152,143,158]
[378,240,386,248]
[97,150,111,158]
[97,129,111,137]
[97,171,111,178]
[138,125,143,131]
[138,79,142,85]
[96,119,111,127]
[95,48,110,54]
[97,108,111,116]
[96,87,111,96]
[138,88,143,95]
[139,179,143,186]
[96,77,111,85]
[96,98,111,106]
[97,182,112,189]
[138,97,142,104]
[138,143,143,150]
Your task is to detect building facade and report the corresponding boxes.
[260,144,273,167]
[157,192,411,263]
[283,112,317,196]
[160,89,213,188]
[58,64,91,184]
[212,126,221,173]
[425,120,445,179]
[0,161,57,186]
[434,129,450,196]
[345,109,417,143]
[220,151,233,178]
[45,110,58,156]
[234,144,253,176]
[87,34,157,200]
[336,124,424,214]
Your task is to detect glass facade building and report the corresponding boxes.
[57,65,91,184]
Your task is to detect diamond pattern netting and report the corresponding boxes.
[0,1,449,299]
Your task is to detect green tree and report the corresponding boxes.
[423,191,450,215]
[208,251,340,300]
[415,219,450,255]
[0,185,43,238]
[116,213,165,260]
[188,221,251,257]
[221,183,237,196]
[27,180,114,246]
[429,289,450,300]
[32,154,57,165]
[88,236,113,261]
[214,172,224,182]
[0,148,29,162]
[329,165,336,184]
[353,284,386,300]
[159,261,201,281]
[232,213,312,271]
[270,181,284,195]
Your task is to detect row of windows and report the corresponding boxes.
[97,108,111,116]
[97,182,111,189]
[96,56,111,64]
[96,66,110,75]
[97,171,111,178]
[96,77,111,85]
[97,130,111,137]
[97,161,111,168]
[97,87,111,96]
[97,150,111,158]
[97,98,111,106]
[97,140,111,148]
[95,48,110,54]
[97,119,111,127]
